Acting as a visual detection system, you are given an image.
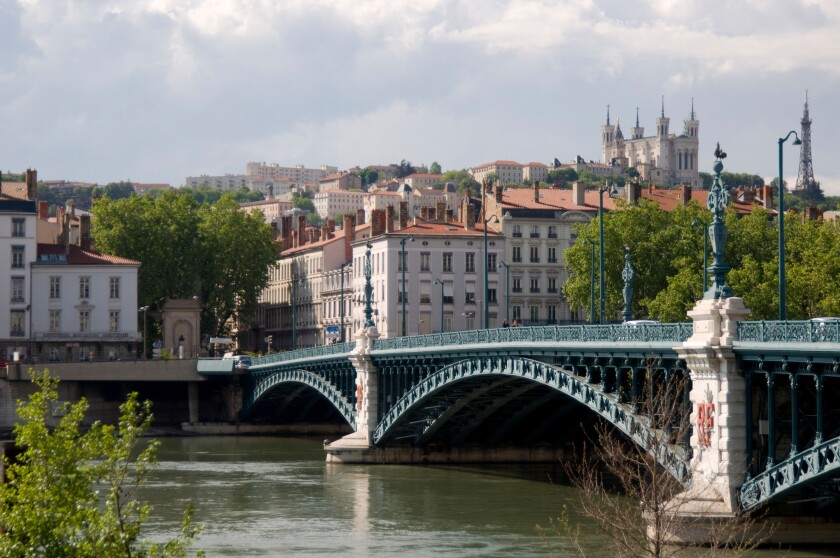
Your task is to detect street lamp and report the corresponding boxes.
[138,306,149,358]
[483,213,500,329]
[339,260,351,343]
[691,219,708,295]
[584,240,595,324]
[433,278,445,333]
[417,319,424,335]
[400,235,415,337]
[598,182,618,324]
[497,261,510,324]
[291,260,298,350]
[778,130,801,321]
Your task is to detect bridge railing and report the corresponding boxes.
[738,320,840,344]
[251,342,356,366]
[372,323,693,351]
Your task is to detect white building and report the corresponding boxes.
[601,101,701,188]
[245,162,338,184]
[184,174,249,190]
[313,190,367,219]
[470,160,524,185]
[522,162,548,183]
[404,173,444,188]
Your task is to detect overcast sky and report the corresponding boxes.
[2,0,839,194]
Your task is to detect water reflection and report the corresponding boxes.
[141,437,827,558]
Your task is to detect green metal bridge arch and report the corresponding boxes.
[372,355,690,482]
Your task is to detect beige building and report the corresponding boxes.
[522,162,548,183]
[319,172,362,192]
[313,190,367,219]
[239,198,294,225]
[245,162,338,183]
[404,173,444,188]
[470,161,524,185]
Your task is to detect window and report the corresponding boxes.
[530,226,540,238]
[530,277,540,293]
[109,310,120,332]
[548,247,557,263]
[512,306,522,321]
[398,251,407,272]
[10,311,25,337]
[12,218,25,238]
[442,253,453,272]
[548,277,558,293]
[488,288,497,303]
[49,310,61,333]
[12,246,24,268]
[488,253,497,270]
[49,276,61,299]
[109,277,120,299]
[11,277,24,303]
[465,315,475,330]
[80,276,90,298]
[512,277,522,293]
[420,252,430,272]
[79,310,90,333]
[512,225,522,238]
[443,314,452,332]
[512,246,522,263]
[530,305,540,323]
[465,252,475,273]
[465,282,476,304]
[530,246,540,263]
[547,305,557,324]
[548,226,558,239]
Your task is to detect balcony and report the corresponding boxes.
[512,232,522,238]
[548,258,558,263]
[512,287,523,293]
[420,295,431,304]
[512,257,522,263]
[34,332,141,341]
[530,258,540,263]
[547,288,558,294]
[530,233,540,238]
[548,233,558,239]
[530,288,540,293]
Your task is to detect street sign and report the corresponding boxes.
[153,340,162,349]
[326,325,340,333]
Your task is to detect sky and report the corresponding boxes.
[2,0,839,195]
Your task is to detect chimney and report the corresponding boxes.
[762,185,774,210]
[310,228,320,243]
[25,168,37,201]
[465,204,476,231]
[495,184,503,203]
[572,181,585,206]
[398,201,408,230]
[804,206,822,221]
[356,208,365,225]
[38,200,49,220]
[386,205,395,233]
[343,214,355,261]
[648,184,654,195]
[327,218,335,232]
[297,215,306,246]
[627,181,640,205]
[436,201,446,221]
[292,230,299,249]
[79,215,91,250]
[446,208,453,221]
[271,221,279,241]
[321,224,329,240]
[484,180,492,195]
[679,185,692,206]
[533,180,540,202]
[371,209,386,236]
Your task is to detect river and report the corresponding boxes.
[142,436,826,557]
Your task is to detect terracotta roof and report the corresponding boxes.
[499,188,619,211]
[319,172,354,182]
[281,223,371,256]
[384,220,500,237]
[474,160,523,169]
[1,182,27,200]
[37,243,141,265]
[370,191,401,197]
[638,186,761,215]
[406,173,444,180]
[525,162,547,167]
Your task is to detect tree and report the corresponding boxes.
[545,168,578,186]
[291,196,315,213]
[356,168,379,186]
[94,182,135,200]
[0,370,202,557]
[429,161,442,175]
[396,159,416,178]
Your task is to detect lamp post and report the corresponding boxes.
[497,261,510,324]
[138,306,149,358]
[598,182,618,324]
[291,260,298,350]
[339,260,350,343]
[400,236,415,336]
[433,278,445,333]
[364,242,375,328]
[778,130,801,321]
[691,219,708,295]
[483,213,500,329]
[585,240,595,324]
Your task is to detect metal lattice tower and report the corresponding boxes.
[795,91,815,191]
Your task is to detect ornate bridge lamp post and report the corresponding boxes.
[598,182,618,323]
[400,236,415,336]
[584,240,595,324]
[497,261,510,324]
[138,306,149,358]
[621,247,634,323]
[777,131,801,320]
[705,144,734,301]
[433,278,445,333]
[291,260,298,350]
[483,214,500,329]
[339,260,351,343]
[691,219,709,295]
[364,242,375,328]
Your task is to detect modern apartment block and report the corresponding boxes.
[245,162,338,184]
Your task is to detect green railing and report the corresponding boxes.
[251,342,356,366]
[372,323,693,351]
[737,321,840,344]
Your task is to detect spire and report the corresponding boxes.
[690,97,696,120]
[795,90,817,194]
[661,95,665,117]
[635,106,640,127]
[606,104,611,125]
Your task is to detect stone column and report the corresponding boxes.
[325,326,380,460]
[187,382,200,424]
[673,296,750,515]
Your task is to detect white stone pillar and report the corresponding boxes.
[674,296,750,515]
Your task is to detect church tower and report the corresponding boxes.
[683,98,699,139]
[631,106,644,140]
[655,96,670,138]
[601,105,616,163]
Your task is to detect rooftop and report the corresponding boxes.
[36,243,141,266]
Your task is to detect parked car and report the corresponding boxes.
[233,355,251,369]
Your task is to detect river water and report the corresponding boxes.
[143,436,823,557]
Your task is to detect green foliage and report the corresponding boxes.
[291,196,315,213]
[355,168,379,186]
[545,168,578,185]
[93,182,135,200]
[429,161,442,175]
[441,169,479,194]
[396,159,416,178]
[0,370,202,558]
[92,192,278,337]
[564,199,840,322]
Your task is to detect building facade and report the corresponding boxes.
[0,192,37,362]
[313,190,367,219]
[470,161,524,185]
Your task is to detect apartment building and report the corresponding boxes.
[319,172,362,192]
[403,173,444,188]
[313,190,367,219]
[245,162,338,184]
[470,161,524,185]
